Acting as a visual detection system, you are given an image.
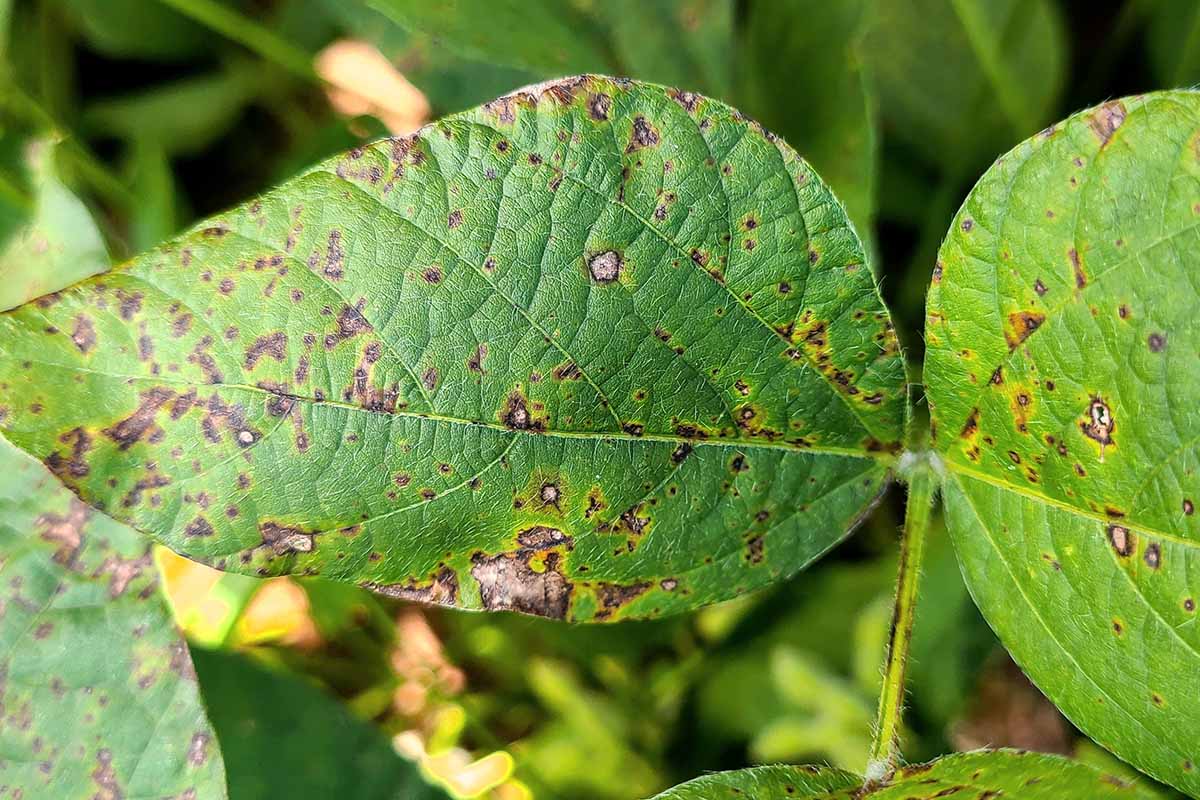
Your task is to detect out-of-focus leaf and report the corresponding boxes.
[58,0,211,60]
[927,90,1200,795]
[514,657,662,798]
[738,0,877,252]
[0,434,228,799]
[0,140,107,311]
[595,0,733,99]
[191,646,451,799]
[1147,0,1200,87]
[369,0,611,74]
[157,546,260,647]
[82,65,270,156]
[695,558,893,757]
[124,139,181,254]
[651,750,1164,798]
[748,647,873,770]
[0,76,905,621]
[864,0,1066,172]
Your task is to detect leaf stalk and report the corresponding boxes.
[865,452,938,783]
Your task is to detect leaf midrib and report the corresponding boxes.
[945,459,1197,549]
[14,356,889,462]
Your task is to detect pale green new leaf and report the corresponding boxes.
[0,435,227,799]
[650,751,1163,798]
[927,90,1200,794]
[0,76,906,622]
[0,142,108,312]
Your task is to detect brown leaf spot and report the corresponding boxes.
[1005,310,1045,350]
[325,299,372,349]
[588,250,622,283]
[592,581,651,621]
[471,547,572,619]
[244,332,287,370]
[1081,396,1115,456]
[103,388,174,450]
[260,522,315,554]
[1148,332,1167,352]
[324,229,345,280]
[1108,524,1134,557]
[92,748,124,800]
[1089,101,1127,147]
[184,517,215,538]
[71,315,97,354]
[37,499,91,566]
[587,92,611,121]
[1069,248,1087,289]
[363,566,459,606]
[421,367,438,392]
[46,427,93,481]
[187,732,211,766]
[468,343,488,374]
[1144,541,1162,569]
[625,115,660,153]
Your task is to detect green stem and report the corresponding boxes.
[154,0,317,81]
[866,459,938,782]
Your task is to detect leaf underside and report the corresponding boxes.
[0,76,906,622]
[0,436,226,799]
[650,750,1162,798]
[927,90,1200,794]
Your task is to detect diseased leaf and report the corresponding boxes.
[650,763,857,798]
[927,90,1200,794]
[191,646,450,799]
[0,141,109,312]
[864,0,1066,171]
[650,750,1163,798]
[0,436,227,799]
[0,76,906,621]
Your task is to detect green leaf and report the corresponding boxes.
[369,1,734,99]
[58,0,213,61]
[0,435,227,798]
[0,76,906,621]
[191,646,450,799]
[370,0,612,75]
[737,0,877,254]
[82,65,272,157]
[650,750,1164,798]
[863,0,1066,171]
[124,139,182,254]
[592,0,733,100]
[926,90,1200,794]
[0,141,108,312]
[1147,0,1200,88]
[650,763,857,798]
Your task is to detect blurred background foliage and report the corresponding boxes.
[0,0,1192,797]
